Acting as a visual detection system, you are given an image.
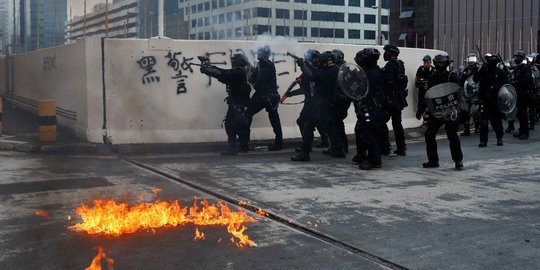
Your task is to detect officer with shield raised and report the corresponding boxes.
[510,50,533,139]
[460,53,480,136]
[473,53,508,147]
[417,54,464,170]
[350,48,388,170]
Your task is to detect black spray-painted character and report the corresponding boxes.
[43,55,57,71]
[166,52,196,94]
[137,56,160,84]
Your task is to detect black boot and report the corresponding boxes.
[455,161,464,170]
[505,121,515,133]
[291,152,310,161]
[359,161,381,170]
[478,141,487,148]
[422,161,439,168]
[497,138,503,146]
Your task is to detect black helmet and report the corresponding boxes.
[484,53,499,66]
[318,51,334,66]
[231,50,249,68]
[513,50,526,65]
[355,47,380,67]
[304,49,320,63]
[383,44,400,54]
[433,54,450,71]
[332,49,345,63]
[257,45,271,60]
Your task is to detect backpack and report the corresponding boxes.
[397,59,409,97]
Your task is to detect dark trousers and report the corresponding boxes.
[297,105,328,146]
[355,120,382,165]
[479,101,504,143]
[516,95,529,135]
[300,105,343,153]
[425,116,463,163]
[332,99,351,150]
[225,105,249,150]
[246,94,283,145]
[388,108,406,152]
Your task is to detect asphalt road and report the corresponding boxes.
[0,129,539,270]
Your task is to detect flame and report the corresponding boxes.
[35,210,51,217]
[85,246,114,270]
[238,201,250,206]
[152,188,162,196]
[70,197,258,247]
[194,227,205,240]
[256,208,269,217]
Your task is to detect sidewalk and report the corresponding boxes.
[0,100,425,155]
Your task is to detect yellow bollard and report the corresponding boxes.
[38,100,56,142]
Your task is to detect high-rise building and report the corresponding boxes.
[178,0,389,44]
[388,0,433,49]
[25,0,67,51]
[65,0,188,42]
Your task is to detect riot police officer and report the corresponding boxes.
[291,51,345,161]
[326,49,351,154]
[417,54,464,170]
[473,53,508,147]
[381,44,407,156]
[282,49,326,153]
[353,48,389,170]
[246,45,283,151]
[510,50,533,139]
[200,51,252,155]
[460,53,480,136]
[416,55,434,128]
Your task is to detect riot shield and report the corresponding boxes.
[463,76,478,100]
[498,84,517,115]
[337,63,369,102]
[425,82,462,120]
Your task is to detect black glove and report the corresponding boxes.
[296,58,304,67]
[416,111,423,120]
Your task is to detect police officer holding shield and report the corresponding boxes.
[417,54,464,170]
[353,48,389,170]
[473,54,508,147]
[460,53,480,136]
[510,50,533,140]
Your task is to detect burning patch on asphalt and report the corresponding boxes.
[69,192,258,247]
[85,246,114,270]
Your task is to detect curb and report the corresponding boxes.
[0,127,426,155]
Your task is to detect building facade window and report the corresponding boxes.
[381,15,388,24]
[276,9,290,19]
[348,29,360,39]
[276,26,290,36]
[364,0,375,7]
[311,28,344,38]
[253,7,271,17]
[364,30,376,39]
[311,11,344,22]
[294,0,307,3]
[294,27,307,36]
[312,0,345,5]
[348,13,360,23]
[364,14,376,24]
[349,0,360,6]
[294,10,308,20]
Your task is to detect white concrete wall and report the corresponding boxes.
[100,38,443,144]
[2,37,444,144]
[7,41,90,139]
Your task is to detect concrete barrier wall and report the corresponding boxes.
[3,37,444,144]
[100,38,444,144]
[5,41,90,139]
